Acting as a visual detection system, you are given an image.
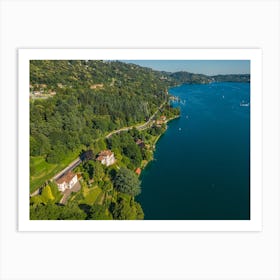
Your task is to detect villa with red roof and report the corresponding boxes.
[56,171,78,192]
[96,150,116,166]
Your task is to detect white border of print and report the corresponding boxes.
[18,49,262,232]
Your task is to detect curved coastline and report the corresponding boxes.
[140,114,180,172]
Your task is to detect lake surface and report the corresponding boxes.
[138,82,250,220]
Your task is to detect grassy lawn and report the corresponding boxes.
[96,192,105,205]
[82,186,103,205]
[30,148,81,193]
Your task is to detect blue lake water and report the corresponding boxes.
[137,82,250,220]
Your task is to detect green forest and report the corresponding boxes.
[30,60,170,160]
[29,60,249,220]
[29,60,179,220]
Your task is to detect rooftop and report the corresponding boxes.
[98,150,113,157]
[135,139,144,145]
[135,168,141,175]
[56,171,76,184]
[96,150,114,161]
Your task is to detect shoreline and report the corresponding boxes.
[154,114,181,145]
[140,114,181,172]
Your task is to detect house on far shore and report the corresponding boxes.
[96,150,116,166]
[56,171,78,192]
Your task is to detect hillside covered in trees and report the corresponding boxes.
[29,60,180,220]
[30,60,172,160]
[169,71,212,84]
[167,71,250,84]
[29,60,249,220]
[211,74,250,83]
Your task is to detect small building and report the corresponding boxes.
[156,120,163,125]
[156,116,167,126]
[56,171,78,192]
[90,83,104,89]
[135,139,145,148]
[135,168,141,176]
[96,150,115,166]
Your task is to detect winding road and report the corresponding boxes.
[30,101,166,196]
[105,102,166,138]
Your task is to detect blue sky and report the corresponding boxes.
[121,60,250,76]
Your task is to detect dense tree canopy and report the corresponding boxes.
[30,202,87,220]
[114,167,141,196]
[29,60,183,220]
[30,60,171,166]
[111,195,144,220]
[88,205,112,220]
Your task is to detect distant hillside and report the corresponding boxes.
[168,71,212,85]
[165,71,250,85]
[211,74,250,83]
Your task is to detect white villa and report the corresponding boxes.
[96,150,116,166]
[56,171,78,192]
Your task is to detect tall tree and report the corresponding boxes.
[114,167,141,196]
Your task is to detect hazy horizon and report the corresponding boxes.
[121,60,250,76]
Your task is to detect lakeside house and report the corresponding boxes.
[96,150,116,166]
[156,115,167,126]
[135,168,141,175]
[56,171,78,192]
